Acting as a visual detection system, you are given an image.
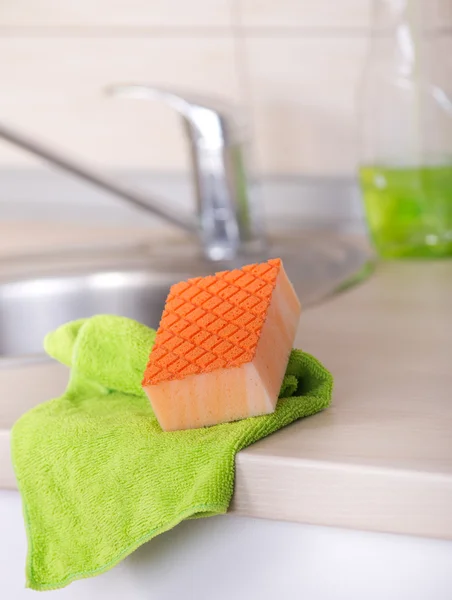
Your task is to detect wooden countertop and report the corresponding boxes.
[1,224,451,540]
[232,261,452,540]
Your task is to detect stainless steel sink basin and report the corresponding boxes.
[0,232,372,362]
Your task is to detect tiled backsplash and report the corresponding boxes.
[0,0,450,178]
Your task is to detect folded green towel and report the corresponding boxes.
[11,315,333,591]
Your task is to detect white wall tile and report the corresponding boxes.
[420,0,452,30]
[371,0,452,31]
[0,38,240,169]
[0,1,449,179]
[239,0,371,29]
[239,0,452,30]
[0,0,232,27]
[245,37,368,175]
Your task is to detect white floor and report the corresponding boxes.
[1,489,452,600]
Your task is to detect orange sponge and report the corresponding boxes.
[142,258,301,431]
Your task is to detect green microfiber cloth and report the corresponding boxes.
[11,315,333,591]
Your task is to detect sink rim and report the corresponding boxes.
[0,235,374,367]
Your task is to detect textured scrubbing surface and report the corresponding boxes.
[142,258,282,386]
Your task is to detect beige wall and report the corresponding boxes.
[0,0,450,176]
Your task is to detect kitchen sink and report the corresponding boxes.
[0,232,372,362]
[0,231,372,488]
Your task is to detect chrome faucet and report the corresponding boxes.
[0,85,266,261]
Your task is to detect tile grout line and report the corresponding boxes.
[229,0,252,108]
[0,26,450,38]
[229,0,263,177]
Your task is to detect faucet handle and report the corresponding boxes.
[106,84,266,261]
